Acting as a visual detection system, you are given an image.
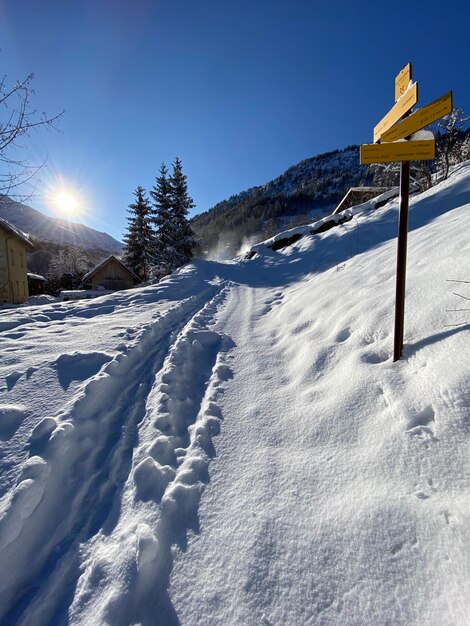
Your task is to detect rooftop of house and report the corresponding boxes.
[0,216,34,251]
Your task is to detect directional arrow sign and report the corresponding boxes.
[373,82,418,143]
[380,91,453,142]
[395,63,412,102]
[360,139,435,164]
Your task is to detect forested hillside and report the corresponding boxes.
[192,145,373,258]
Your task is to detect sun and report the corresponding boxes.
[55,191,79,214]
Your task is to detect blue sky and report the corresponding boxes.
[1,0,469,241]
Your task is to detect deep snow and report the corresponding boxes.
[1,163,470,625]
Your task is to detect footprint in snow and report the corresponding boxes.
[413,478,435,500]
[405,406,438,441]
[2,332,25,340]
[5,371,23,391]
[362,350,389,364]
[291,321,310,335]
[53,351,113,390]
[134,457,175,502]
[442,510,457,526]
[0,404,28,440]
[335,327,351,343]
[413,491,430,499]
[406,406,435,430]
[29,417,58,456]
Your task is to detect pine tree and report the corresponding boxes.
[149,163,175,278]
[168,157,199,267]
[122,186,154,281]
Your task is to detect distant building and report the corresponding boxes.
[27,273,46,296]
[82,255,141,291]
[333,187,390,215]
[0,217,34,304]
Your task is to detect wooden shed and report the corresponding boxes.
[82,255,141,291]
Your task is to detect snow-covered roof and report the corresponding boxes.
[82,254,141,283]
[333,186,393,215]
[27,273,46,281]
[0,216,34,250]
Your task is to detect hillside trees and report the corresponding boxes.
[46,246,91,292]
[436,108,470,179]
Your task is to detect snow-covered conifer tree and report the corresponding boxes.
[122,186,154,281]
[150,163,175,278]
[168,157,199,267]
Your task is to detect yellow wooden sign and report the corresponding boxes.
[373,82,418,143]
[360,139,435,164]
[381,91,453,142]
[395,63,412,102]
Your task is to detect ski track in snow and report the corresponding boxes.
[0,276,234,625]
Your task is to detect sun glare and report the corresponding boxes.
[55,191,79,214]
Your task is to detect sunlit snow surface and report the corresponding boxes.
[1,163,470,625]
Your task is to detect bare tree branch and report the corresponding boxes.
[0,70,63,201]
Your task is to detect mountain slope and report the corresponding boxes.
[0,197,123,254]
[192,145,373,257]
[0,162,469,625]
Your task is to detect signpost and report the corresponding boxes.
[373,82,418,142]
[360,139,435,164]
[395,63,412,101]
[360,64,453,361]
[381,91,453,142]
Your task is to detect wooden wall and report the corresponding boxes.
[90,259,137,291]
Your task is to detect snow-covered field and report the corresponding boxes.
[1,163,470,625]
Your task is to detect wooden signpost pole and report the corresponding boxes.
[394,158,410,361]
[393,104,412,363]
[360,64,453,362]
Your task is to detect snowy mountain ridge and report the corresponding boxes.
[0,197,123,254]
[0,162,469,625]
[209,145,366,210]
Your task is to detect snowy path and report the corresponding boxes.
[0,267,235,624]
[1,164,470,624]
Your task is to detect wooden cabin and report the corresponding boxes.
[82,255,141,291]
[0,217,34,304]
